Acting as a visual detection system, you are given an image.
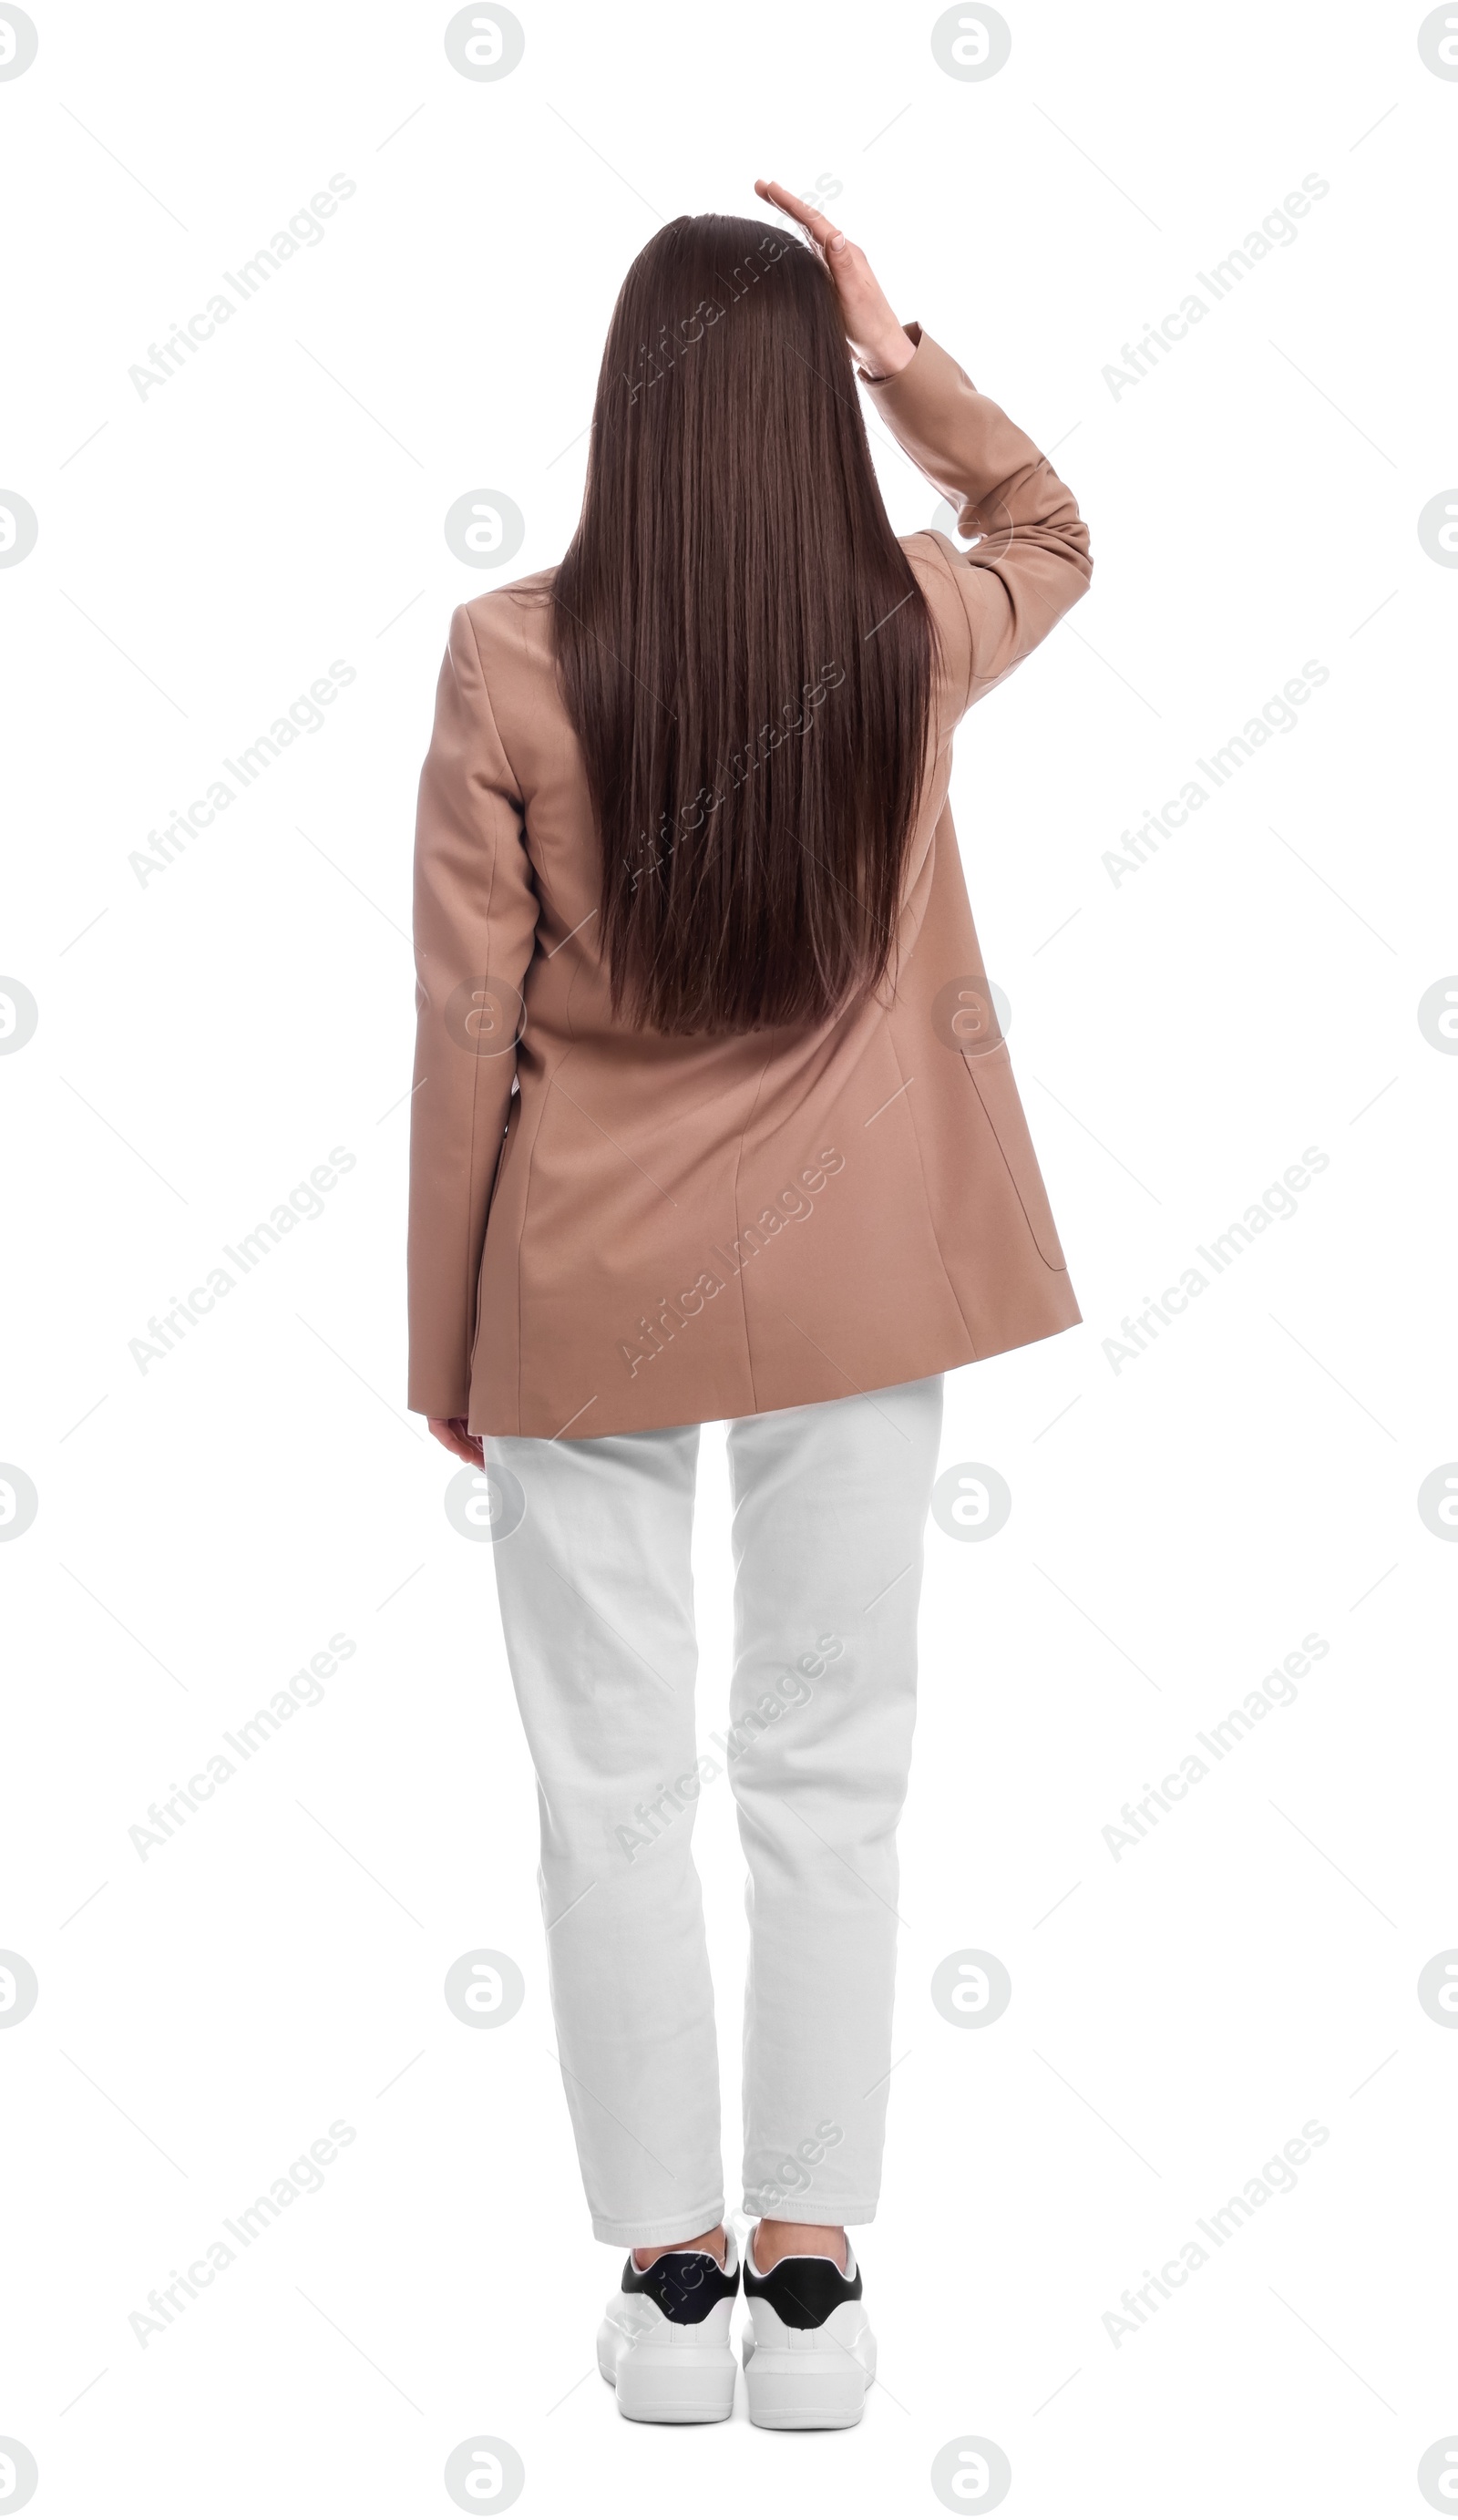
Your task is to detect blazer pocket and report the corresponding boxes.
[963,1041,1067,1270]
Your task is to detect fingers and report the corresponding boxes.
[754,177,846,260]
[426,1415,483,1466]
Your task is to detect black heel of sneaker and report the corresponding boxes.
[597,2237,741,2423]
[742,2241,875,2430]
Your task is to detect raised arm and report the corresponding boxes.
[407,602,539,1435]
[863,324,1091,713]
[754,179,1091,718]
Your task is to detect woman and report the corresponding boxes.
[407,180,1091,2430]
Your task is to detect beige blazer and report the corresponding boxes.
[407,324,1093,1438]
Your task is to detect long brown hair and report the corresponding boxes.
[552,213,938,1036]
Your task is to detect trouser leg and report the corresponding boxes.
[723,1375,944,2225]
[486,1421,724,2246]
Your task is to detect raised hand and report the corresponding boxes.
[754,179,916,380]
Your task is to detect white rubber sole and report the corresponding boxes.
[597,2301,736,2423]
[742,2300,876,2431]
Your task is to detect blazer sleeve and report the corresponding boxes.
[860,324,1092,718]
[407,602,539,1420]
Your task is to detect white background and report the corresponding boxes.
[3,1,1457,2512]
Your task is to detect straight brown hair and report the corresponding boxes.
[552,213,939,1036]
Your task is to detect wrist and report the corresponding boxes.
[858,324,916,380]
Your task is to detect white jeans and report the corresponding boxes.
[486,1374,944,2246]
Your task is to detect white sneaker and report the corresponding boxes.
[597,2229,740,2422]
[741,2233,875,2430]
